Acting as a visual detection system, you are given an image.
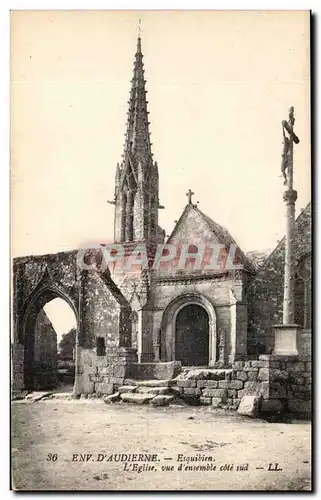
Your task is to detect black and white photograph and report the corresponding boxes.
[10,9,312,491]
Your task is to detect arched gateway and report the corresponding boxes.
[160,294,217,366]
[12,249,134,396]
[23,286,78,390]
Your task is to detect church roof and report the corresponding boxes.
[167,203,255,273]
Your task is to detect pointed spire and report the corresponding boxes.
[113,31,161,244]
[137,34,142,54]
[123,33,152,164]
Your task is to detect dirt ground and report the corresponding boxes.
[11,399,311,491]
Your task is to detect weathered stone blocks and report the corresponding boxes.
[237,371,247,381]
[184,388,202,396]
[118,385,137,394]
[197,380,218,389]
[247,370,258,381]
[286,362,305,372]
[229,380,244,390]
[95,382,114,395]
[211,398,223,408]
[120,393,155,404]
[200,396,212,405]
[104,392,120,404]
[237,394,262,417]
[177,380,196,388]
[138,386,169,395]
[218,381,230,389]
[206,388,227,398]
[151,395,174,406]
[288,399,311,415]
[258,368,270,381]
[261,399,284,413]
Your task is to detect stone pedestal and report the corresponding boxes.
[273,324,299,356]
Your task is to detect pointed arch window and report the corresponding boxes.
[294,254,311,329]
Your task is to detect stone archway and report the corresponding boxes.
[22,286,79,391]
[13,251,136,397]
[160,293,217,366]
[175,303,209,366]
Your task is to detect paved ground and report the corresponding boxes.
[11,400,311,491]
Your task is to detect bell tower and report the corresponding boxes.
[109,35,162,244]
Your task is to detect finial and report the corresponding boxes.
[136,19,142,52]
[186,189,195,205]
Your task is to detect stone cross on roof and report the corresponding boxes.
[186,189,194,204]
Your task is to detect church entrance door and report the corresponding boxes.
[175,304,209,366]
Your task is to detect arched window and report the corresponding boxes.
[294,254,311,329]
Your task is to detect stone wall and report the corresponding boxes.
[174,355,311,416]
[74,269,136,396]
[247,203,311,354]
[33,309,58,390]
[76,346,137,397]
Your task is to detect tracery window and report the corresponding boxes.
[294,254,311,329]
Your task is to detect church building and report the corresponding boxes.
[12,34,311,406]
[107,34,311,368]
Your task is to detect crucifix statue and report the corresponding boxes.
[281,106,300,187]
[186,189,194,205]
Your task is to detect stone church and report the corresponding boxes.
[106,34,311,367]
[12,35,311,407]
[107,35,256,368]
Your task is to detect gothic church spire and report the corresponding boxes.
[123,34,152,164]
[113,34,160,244]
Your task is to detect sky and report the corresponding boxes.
[10,10,311,336]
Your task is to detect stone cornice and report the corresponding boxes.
[151,271,237,286]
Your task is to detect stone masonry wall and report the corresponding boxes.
[175,355,311,416]
[33,309,58,390]
[77,346,137,397]
[76,269,136,396]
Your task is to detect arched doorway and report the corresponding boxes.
[23,287,78,392]
[160,293,217,366]
[175,304,209,366]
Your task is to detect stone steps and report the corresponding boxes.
[104,379,177,407]
[106,371,232,408]
[123,379,172,388]
[137,386,170,395]
[120,393,155,404]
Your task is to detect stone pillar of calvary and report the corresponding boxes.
[281,106,300,324]
[274,106,300,355]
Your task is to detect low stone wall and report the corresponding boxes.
[74,346,137,397]
[174,355,311,416]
